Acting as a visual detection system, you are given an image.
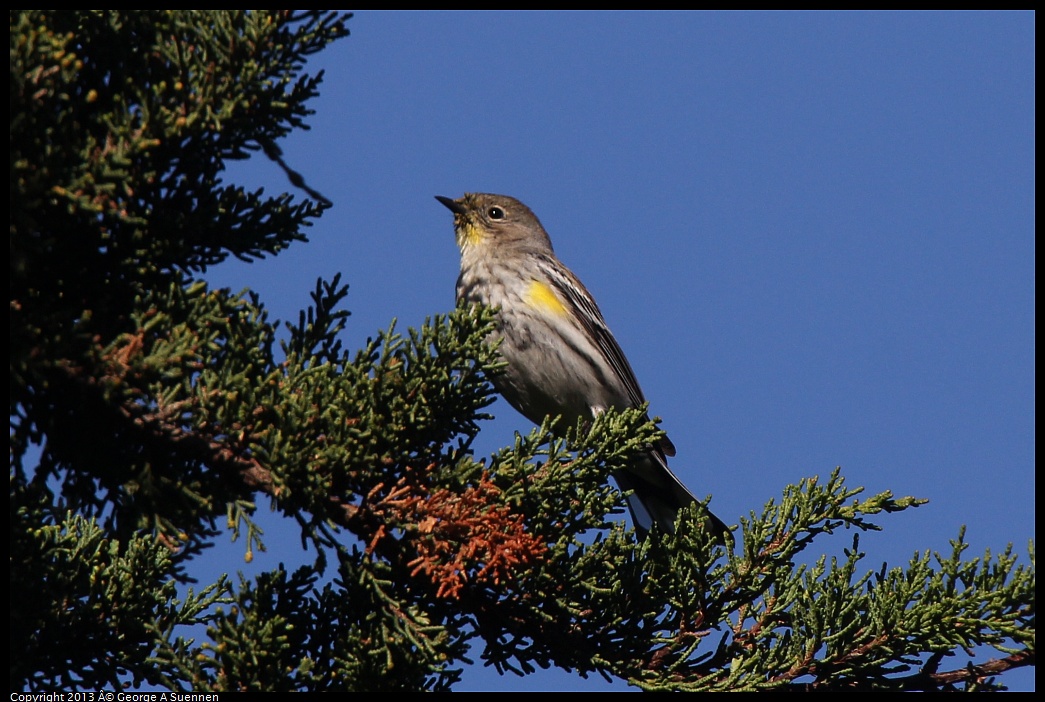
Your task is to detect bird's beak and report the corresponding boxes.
[435,195,467,215]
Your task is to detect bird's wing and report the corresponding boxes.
[539,253,676,456]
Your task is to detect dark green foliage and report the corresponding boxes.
[10,9,343,547]
[10,10,1034,692]
[10,494,231,689]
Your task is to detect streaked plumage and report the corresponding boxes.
[437,192,728,540]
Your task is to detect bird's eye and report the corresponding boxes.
[488,207,505,220]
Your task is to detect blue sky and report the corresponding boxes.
[205,11,1034,691]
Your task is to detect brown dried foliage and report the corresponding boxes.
[361,469,547,599]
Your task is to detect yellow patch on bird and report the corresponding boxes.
[456,220,486,248]
[525,280,569,317]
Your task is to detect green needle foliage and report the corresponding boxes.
[10,10,1034,692]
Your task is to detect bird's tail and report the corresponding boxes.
[613,452,730,542]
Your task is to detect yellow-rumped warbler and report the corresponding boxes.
[436,192,729,540]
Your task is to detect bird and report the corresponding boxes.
[436,192,729,541]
